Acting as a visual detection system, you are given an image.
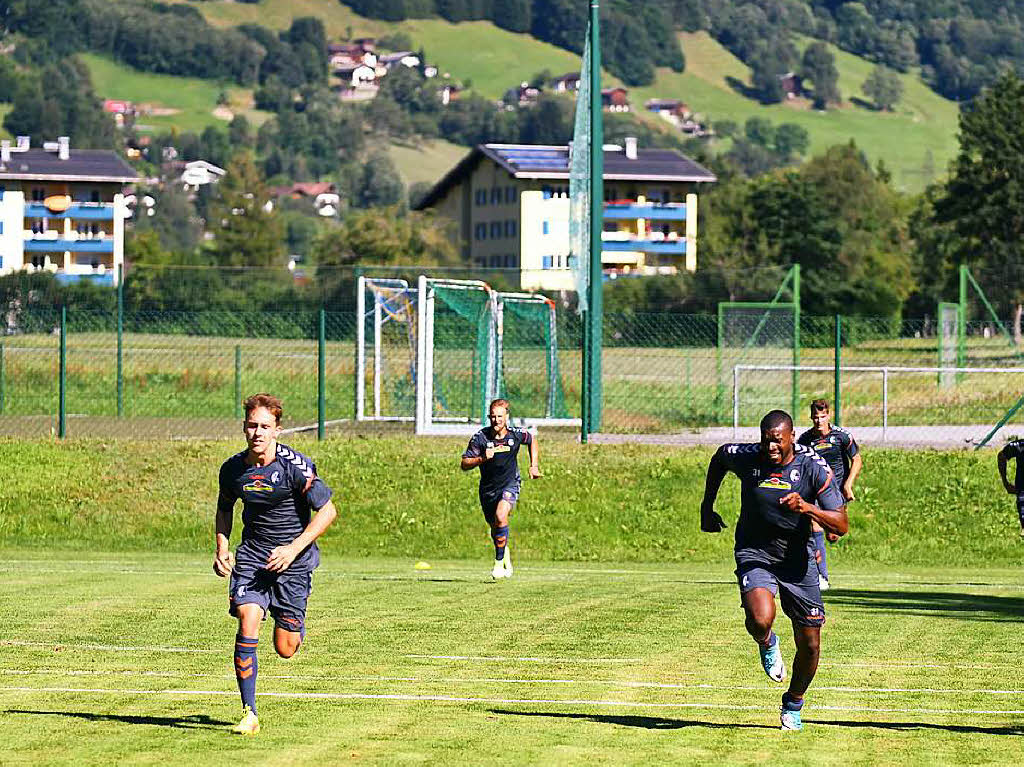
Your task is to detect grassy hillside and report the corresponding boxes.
[387,138,468,187]
[632,32,958,192]
[81,53,272,134]
[158,2,956,192]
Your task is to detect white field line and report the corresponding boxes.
[5,563,1024,591]
[5,668,1024,696]
[3,686,1024,716]
[3,642,1021,672]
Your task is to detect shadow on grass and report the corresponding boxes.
[5,710,231,730]
[811,719,1024,736]
[489,709,776,730]
[826,588,1024,622]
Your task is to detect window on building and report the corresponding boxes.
[0,222,3,235]
[490,221,501,238]
[490,187,501,204]
[505,186,517,204]
[90,189,101,204]
[542,185,552,199]
[475,189,486,206]
[31,188,45,202]
[475,223,486,240]
[542,255,553,269]
[509,220,517,237]
[542,220,550,235]
[508,254,519,268]
[0,185,5,200]
[475,257,486,268]
[489,255,501,268]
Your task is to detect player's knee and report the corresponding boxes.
[744,613,773,638]
[274,634,301,658]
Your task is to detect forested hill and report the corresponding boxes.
[347,0,1024,101]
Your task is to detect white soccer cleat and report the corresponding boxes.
[818,574,830,591]
[502,548,513,578]
[491,561,507,580]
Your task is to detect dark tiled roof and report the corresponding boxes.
[415,143,716,209]
[0,149,139,182]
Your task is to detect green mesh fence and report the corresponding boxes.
[429,282,495,425]
[497,296,569,420]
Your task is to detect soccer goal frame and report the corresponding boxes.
[355,276,419,422]
[415,277,499,435]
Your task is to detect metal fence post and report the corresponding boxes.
[117,276,124,418]
[318,307,326,440]
[234,345,241,419]
[59,305,66,439]
[834,314,842,426]
[791,264,801,418]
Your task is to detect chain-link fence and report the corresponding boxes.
[2,263,1023,444]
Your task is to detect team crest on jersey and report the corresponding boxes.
[758,477,792,490]
[790,468,800,482]
[271,471,280,484]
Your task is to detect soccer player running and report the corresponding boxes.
[461,398,540,580]
[997,438,1024,536]
[701,410,848,731]
[797,399,862,590]
[214,393,338,735]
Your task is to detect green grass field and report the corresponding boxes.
[386,138,469,187]
[80,53,271,134]
[2,436,1023,762]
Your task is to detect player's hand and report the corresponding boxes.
[529,464,541,479]
[484,447,495,460]
[843,485,856,503]
[779,492,806,513]
[267,544,299,573]
[213,549,234,577]
[826,531,841,543]
[700,504,727,533]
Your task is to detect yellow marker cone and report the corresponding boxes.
[414,561,432,570]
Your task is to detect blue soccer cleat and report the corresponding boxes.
[759,635,786,683]
[780,703,803,730]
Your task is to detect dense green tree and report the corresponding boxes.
[207,152,285,267]
[934,71,1024,342]
[355,153,406,209]
[862,64,904,110]
[773,123,809,158]
[310,206,459,269]
[800,41,841,108]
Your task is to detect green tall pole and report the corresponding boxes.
[116,274,124,418]
[958,264,968,370]
[234,345,242,419]
[791,264,801,418]
[0,340,5,415]
[582,0,603,438]
[318,307,326,440]
[59,305,66,439]
[834,314,842,426]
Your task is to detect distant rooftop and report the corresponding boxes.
[0,138,138,183]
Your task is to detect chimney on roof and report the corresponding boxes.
[1,140,9,165]
[624,136,638,160]
[58,136,70,160]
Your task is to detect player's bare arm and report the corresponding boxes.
[214,492,236,577]
[700,451,728,532]
[267,499,338,573]
[528,435,541,479]
[779,492,849,537]
[461,452,490,470]
[998,450,1015,494]
[843,453,863,501]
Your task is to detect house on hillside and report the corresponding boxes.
[779,72,804,99]
[645,98,690,121]
[377,51,420,72]
[504,82,541,107]
[551,72,581,92]
[601,87,630,112]
[413,139,716,290]
[0,136,138,285]
[268,182,340,217]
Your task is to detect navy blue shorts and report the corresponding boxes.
[228,560,313,634]
[480,484,520,525]
[735,558,825,627]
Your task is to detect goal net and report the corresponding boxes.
[356,277,418,421]
[495,293,571,424]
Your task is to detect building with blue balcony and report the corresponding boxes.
[413,139,716,290]
[0,136,139,285]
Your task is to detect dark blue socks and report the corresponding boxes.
[492,525,509,561]
[234,634,259,713]
[782,692,804,711]
[813,530,828,579]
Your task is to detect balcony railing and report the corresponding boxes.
[24,202,115,220]
[601,237,687,254]
[603,201,688,221]
[24,238,114,253]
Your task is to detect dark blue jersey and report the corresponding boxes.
[1001,440,1024,491]
[797,425,859,486]
[463,427,533,497]
[716,442,844,567]
[218,443,333,571]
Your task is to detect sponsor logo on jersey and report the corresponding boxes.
[492,445,512,453]
[243,479,274,493]
[758,477,792,490]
